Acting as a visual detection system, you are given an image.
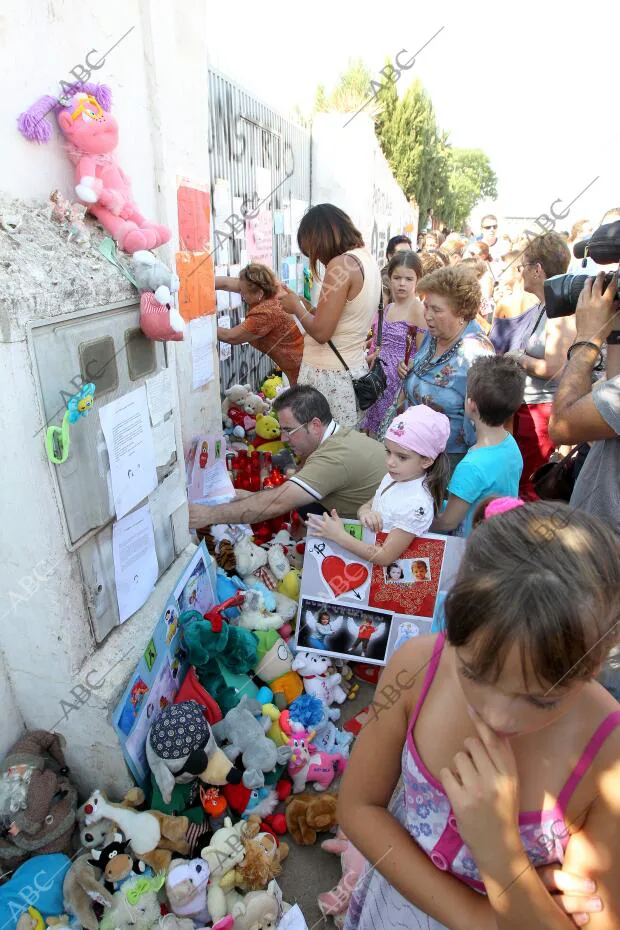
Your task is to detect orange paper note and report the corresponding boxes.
[177,177,211,252]
[176,251,215,322]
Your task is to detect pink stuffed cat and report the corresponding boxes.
[18,83,171,254]
[318,828,366,928]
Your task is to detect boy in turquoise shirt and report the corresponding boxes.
[431,355,525,537]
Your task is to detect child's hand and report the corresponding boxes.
[360,509,383,533]
[439,706,521,871]
[306,509,345,543]
[536,866,602,926]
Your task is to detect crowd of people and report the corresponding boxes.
[195,201,620,930]
[211,202,620,537]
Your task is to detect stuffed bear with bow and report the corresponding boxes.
[18,83,171,254]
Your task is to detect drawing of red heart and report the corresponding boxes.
[321,556,369,597]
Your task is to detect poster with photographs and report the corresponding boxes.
[112,541,216,785]
[296,525,465,666]
[297,598,392,666]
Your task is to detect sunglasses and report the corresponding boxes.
[482,224,498,230]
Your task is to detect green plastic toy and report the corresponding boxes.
[45,383,96,464]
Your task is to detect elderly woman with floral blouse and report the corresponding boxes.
[391,266,495,472]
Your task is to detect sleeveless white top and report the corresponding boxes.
[303,247,381,371]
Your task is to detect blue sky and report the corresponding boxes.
[208,0,619,227]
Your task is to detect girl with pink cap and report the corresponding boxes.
[306,404,450,567]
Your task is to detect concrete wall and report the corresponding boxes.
[2,0,216,440]
[0,0,216,783]
[0,650,24,758]
[311,112,418,264]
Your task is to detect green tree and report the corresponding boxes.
[302,67,497,229]
[375,58,399,162]
[445,148,498,228]
[313,84,328,113]
[310,58,381,118]
[376,78,440,218]
[376,78,497,228]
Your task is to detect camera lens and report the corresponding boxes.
[544,272,617,318]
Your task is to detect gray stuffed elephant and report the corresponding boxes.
[211,696,292,789]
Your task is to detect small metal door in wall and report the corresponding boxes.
[28,300,186,643]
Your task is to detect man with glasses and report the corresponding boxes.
[479,214,504,262]
[188,385,387,530]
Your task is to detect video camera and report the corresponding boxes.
[544,219,620,318]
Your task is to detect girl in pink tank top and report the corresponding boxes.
[339,500,620,930]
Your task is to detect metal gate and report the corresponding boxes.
[208,70,311,395]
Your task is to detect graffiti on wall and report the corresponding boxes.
[208,70,311,396]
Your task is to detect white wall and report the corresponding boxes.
[0,649,24,757]
[3,0,217,441]
[0,0,217,779]
[311,112,418,263]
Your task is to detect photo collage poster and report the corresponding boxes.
[112,542,216,785]
[295,523,465,667]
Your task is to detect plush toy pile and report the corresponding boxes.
[0,370,367,929]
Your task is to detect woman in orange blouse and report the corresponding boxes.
[216,264,303,384]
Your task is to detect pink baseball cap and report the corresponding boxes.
[385,404,450,459]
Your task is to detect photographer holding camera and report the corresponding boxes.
[549,271,620,533]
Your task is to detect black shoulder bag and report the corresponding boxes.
[327,254,387,411]
[327,310,387,410]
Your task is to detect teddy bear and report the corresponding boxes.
[222,384,252,423]
[269,529,306,573]
[236,588,285,634]
[18,84,170,253]
[247,415,285,455]
[132,251,185,342]
[230,881,288,930]
[200,818,248,921]
[224,394,268,438]
[284,793,339,846]
[227,826,288,895]
[233,538,297,629]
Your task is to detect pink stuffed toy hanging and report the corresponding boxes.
[18,83,171,254]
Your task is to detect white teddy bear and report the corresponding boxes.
[222,384,251,422]
[200,818,247,921]
[234,538,298,625]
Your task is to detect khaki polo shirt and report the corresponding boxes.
[289,428,386,518]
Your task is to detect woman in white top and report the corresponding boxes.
[279,204,381,428]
